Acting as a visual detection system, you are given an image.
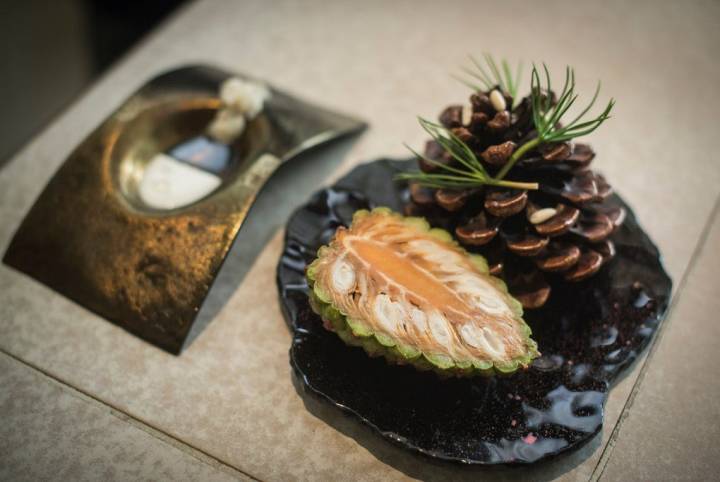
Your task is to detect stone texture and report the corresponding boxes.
[0,0,719,480]
[0,353,245,482]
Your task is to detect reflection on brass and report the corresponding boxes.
[3,65,365,353]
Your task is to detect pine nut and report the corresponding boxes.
[529,208,558,224]
[462,104,473,126]
[489,89,507,112]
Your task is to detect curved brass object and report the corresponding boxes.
[4,65,365,353]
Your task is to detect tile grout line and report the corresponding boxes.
[589,193,720,482]
[0,349,264,482]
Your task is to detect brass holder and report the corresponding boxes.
[3,65,365,353]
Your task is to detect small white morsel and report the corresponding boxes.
[219,77,244,97]
[139,153,221,210]
[489,89,507,112]
[481,327,505,358]
[373,294,405,334]
[407,240,462,273]
[409,307,427,332]
[472,283,509,315]
[462,104,473,126]
[331,260,356,293]
[460,324,505,358]
[206,109,246,144]
[446,273,509,316]
[477,294,508,315]
[529,207,558,225]
[219,77,270,119]
[427,311,453,348]
[459,323,484,349]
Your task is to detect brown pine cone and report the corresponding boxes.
[405,87,625,309]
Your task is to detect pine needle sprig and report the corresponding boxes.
[454,53,523,107]
[395,117,539,191]
[398,60,614,190]
[530,64,614,143]
[495,63,615,179]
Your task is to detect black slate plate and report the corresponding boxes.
[276,159,672,465]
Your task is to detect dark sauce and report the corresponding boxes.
[276,159,672,465]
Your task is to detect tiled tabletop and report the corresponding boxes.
[1,1,719,480]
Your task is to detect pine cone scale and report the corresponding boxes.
[571,213,614,243]
[505,234,549,257]
[485,189,527,217]
[533,205,580,237]
[535,243,581,272]
[563,250,604,282]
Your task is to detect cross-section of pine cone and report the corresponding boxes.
[405,88,625,309]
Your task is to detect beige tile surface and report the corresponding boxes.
[598,203,720,481]
[0,352,246,482]
[1,0,719,480]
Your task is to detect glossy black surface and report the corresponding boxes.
[276,159,672,465]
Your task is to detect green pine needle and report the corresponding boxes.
[395,117,539,191]
[398,58,615,190]
[495,63,614,179]
[457,53,523,107]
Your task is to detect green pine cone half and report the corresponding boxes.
[306,207,539,377]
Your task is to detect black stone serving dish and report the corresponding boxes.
[276,158,672,465]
